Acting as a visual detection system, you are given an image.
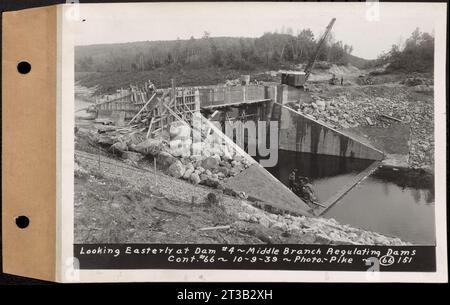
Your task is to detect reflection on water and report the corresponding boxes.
[263,150,373,203]
[75,98,94,119]
[262,150,435,245]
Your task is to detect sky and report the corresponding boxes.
[73,2,444,59]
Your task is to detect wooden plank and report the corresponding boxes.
[151,127,162,134]
[198,225,231,231]
[162,103,188,125]
[146,117,155,139]
[210,110,219,119]
[380,113,402,122]
[127,93,156,125]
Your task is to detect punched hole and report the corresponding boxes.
[15,216,30,229]
[17,61,31,74]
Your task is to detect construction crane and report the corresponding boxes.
[281,18,336,88]
[304,17,336,82]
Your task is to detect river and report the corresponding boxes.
[263,150,435,245]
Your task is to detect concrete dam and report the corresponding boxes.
[272,103,384,160]
[89,81,385,216]
[203,84,384,216]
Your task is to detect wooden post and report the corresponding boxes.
[146,117,155,139]
[171,78,176,105]
[154,158,158,192]
[194,89,200,112]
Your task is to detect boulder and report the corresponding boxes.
[271,222,287,231]
[258,217,271,228]
[206,192,219,204]
[229,166,243,176]
[110,141,127,153]
[168,160,185,178]
[191,142,203,155]
[237,212,250,221]
[223,188,238,197]
[249,216,259,223]
[216,167,230,176]
[201,178,220,188]
[315,100,326,111]
[183,168,194,180]
[156,151,178,168]
[189,172,201,184]
[314,234,333,244]
[121,151,144,163]
[169,121,191,140]
[96,135,115,146]
[220,160,232,169]
[202,156,219,170]
[222,148,233,161]
[132,138,165,156]
[169,138,192,157]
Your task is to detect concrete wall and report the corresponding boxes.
[272,103,384,160]
[277,84,315,105]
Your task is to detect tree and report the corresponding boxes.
[384,28,434,72]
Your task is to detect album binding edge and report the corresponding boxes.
[2,5,59,282]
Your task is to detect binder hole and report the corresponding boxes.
[17,61,31,74]
[15,216,30,229]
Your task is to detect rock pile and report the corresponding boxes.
[165,120,253,186]
[88,115,254,188]
[401,76,433,87]
[236,201,407,245]
[407,101,434,169]
[288,85,434,169]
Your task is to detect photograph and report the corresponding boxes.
[73,2,437,249]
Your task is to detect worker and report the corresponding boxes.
[289,169,320,209]
[340,76,344,86]
[148,81,156,94]
[288,169,298,189]
[330,73,337,85]
[299,177,318,206]
[288,169,303,195]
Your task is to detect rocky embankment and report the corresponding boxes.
[234,201,407,245]
[287,78,434,170]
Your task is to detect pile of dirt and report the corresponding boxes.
[328,64,359,75]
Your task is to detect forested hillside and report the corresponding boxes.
[75,30,357,73]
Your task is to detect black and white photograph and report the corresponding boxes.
[67,2,446,280]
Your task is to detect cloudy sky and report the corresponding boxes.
[73,2,444,59]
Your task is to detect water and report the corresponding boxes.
[75,98,94,119]
[263,150,435,245]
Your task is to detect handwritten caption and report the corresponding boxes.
[75,244,432,271]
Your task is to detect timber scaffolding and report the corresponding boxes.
[94,79,271,135]
[96,80,201,136]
